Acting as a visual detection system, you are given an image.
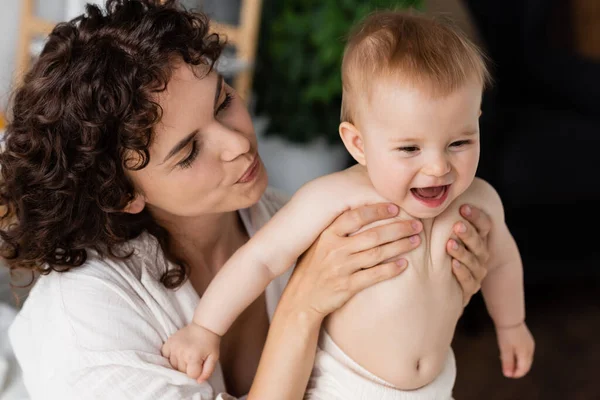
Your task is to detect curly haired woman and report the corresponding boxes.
[1,1,492,399]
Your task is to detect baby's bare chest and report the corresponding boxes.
[407,202,464,274]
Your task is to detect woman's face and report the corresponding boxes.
[126,61,268,219]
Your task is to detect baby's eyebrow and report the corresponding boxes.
[389,137,420,143]
[461,130,478,136]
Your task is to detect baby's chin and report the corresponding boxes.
[399,199,454,220]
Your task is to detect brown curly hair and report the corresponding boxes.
[0,0,224,288]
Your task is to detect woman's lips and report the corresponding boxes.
[236,156,260,184]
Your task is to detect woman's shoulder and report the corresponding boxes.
[8,234,239,400]
[30,232,167,291]
[9,232,173,343]
[92,231,170,277]
[7,233,192,394]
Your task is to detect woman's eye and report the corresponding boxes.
[215,92,233,115]
[398,146,419,153]
[177,139,200,169]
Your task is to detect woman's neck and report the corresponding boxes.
[153,209,248,278]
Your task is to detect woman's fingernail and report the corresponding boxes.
[456,222,467,233]
[463,205,472,216]
[411,221,422,231]
[396,259,407,268]
[452,259,461,268]
[388,204,398,214]
[449,240,459,250]
[409,235,419,244]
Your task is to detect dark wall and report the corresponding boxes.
[464,0,600,284]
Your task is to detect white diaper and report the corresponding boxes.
[304,330,456,400]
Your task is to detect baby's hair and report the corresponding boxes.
[341,10,491,123]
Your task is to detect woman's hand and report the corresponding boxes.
[446,204,493,306]
[278,203,422,321]
[250,203,421,400]
[250,203,487,400]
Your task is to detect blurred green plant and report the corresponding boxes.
[253,0,423,144]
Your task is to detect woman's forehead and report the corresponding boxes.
[151,65,219,159]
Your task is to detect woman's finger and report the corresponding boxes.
[349,237,419,272]
[451,259,480,305]
[330,203,399,237]
[460,204,492,238]
[452,220,489,264]
[349,260,408,293]
[447,239,486,283]
[346,219,421,254]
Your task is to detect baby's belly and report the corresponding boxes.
[324,249,463,389]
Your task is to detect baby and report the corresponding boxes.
[163,10,535,399]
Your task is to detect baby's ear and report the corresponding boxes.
[339,122,366,166]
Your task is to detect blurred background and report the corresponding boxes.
[0,0,599,399]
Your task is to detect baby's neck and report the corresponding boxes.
[395,208,438,233]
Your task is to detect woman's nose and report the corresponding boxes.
[217,126,251,162]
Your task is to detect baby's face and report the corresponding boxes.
[357,79,482,219]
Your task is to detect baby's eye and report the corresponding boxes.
[398,146,419,153]
[450,140,471,147]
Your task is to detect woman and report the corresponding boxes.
[1,1,492,399]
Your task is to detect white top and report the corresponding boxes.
[9,188,291,400]
[0,302,28,400]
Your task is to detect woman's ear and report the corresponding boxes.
[339,122,367,166]
[123,193,146,214]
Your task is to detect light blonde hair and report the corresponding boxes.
[341,10,491,123]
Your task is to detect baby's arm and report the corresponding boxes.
[471,178,534,377]
[163,174,372,380]
[194,171,379,336]
[473,179,524,327]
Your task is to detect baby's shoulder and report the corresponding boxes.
[297,165,383,205]
[446,178,504,224]
[459,178,503,210]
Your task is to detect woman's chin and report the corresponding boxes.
[238,165,269,206]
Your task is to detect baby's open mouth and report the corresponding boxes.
[410,185,449,200]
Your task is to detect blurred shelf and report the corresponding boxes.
[216,51,252,78]
[15,0,264,104]
[0,112,5,141]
